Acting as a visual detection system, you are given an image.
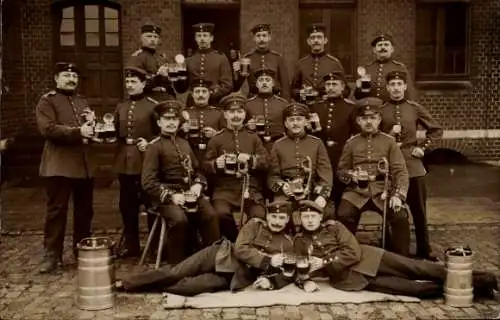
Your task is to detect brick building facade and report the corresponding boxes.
[1,0,499,178]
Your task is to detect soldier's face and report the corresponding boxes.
[256,75,274,93]
[195,32,214,49]
[254,31,271,50]
[125,76,146,95]
[141,32,160,49]
[224,108,246,127]
[307,32,328,53]
[192,87,210,106]
[373,41,394,60]
[285,116,308,135]
[300,211,322,231]
[324,80,345,97]
[386,79,407,100]
[157,115,180,134]
[356,113,381,134]
[266,213,290,232]
[55,71,78,90]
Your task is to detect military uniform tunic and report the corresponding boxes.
[291,52,344,102]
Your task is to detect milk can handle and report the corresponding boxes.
[77,237,112,249]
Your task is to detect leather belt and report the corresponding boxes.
[124,138,138,145]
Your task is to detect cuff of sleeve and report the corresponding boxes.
[338,173,352,185]
[393,189,407,202]
[324,257,344,274]
[259,255,272,270]
[160,187,173,203]
[314,185,331,199]
[271,181,285,193]
[420,139,432,151]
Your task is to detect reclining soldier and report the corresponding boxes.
[293,200,498,299]
[115,201,296,296]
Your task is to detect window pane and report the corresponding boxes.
[105,19,119,33]
[299,8,324,57]
[104,7,118,19]
[60,33,75,46]
[329,9,354,75]
[105,33,119,47]
[86,33,100,46]
[85,19,99,33]
[85,5,99,19]
[416,5,438,75]
[60,18,74,32]
[62,7,74,18]
[443,3,467,74]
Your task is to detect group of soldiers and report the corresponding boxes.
[33,21,498,299]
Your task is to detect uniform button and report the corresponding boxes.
[328,114,332,118]
[328,119,332,123]
[327,125,331,129]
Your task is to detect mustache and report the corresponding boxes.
[378,49,388,53]
[67,81,76,86]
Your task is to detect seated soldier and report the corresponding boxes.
[267,102,334,229]
[336,97,410,256]
[141,100,219,264]
[115,201,295,296]
[293,200,498,299]
[203,93,269,241]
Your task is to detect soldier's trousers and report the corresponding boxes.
[44,176,94,258]
[159,198,219,264]
[336,199,410,256]
[120,242,231,296]
[213,199,266,242]
[365,250,445,298]
[407,176,432,259]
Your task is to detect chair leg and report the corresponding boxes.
[139,216,159,266]
[156,218,167,269]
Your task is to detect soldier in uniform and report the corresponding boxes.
[115,201,296,295]
[203,93,269,241]
[128,23,186,101]
[310,71,358,209]
[336,97,410,256]
[381,71,443,260]
[142,100,219,263]
[114,67,159,258]
[35,62,97,273]
[291,23,344,104]
[233,23,290,99]
[354,33,416,102]
[244,68,288,151]
[268,103,333,226]
[294,200,498,299]
[186,23,233,105]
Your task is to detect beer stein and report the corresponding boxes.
[167,63,179,82]
[224,153,238,175]
[188,118,200,138]
[357,169,370,189]
[175,54,187,80]
[357,66,371,90]
[282,254,296,278]
[101,113,117,142]
[81,107,96,144]
[304,88,318,105]
[183,190,198,213]
[255,115,266,136]
[296,257,311,281]
[240,58,251,77]
[309,113,321,132]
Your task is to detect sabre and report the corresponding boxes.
[377,157,390,248]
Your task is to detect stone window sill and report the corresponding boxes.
[415,80,473,91]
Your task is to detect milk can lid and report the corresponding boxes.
[77,237,111,250]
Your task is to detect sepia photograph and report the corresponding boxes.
[0,0,499,319]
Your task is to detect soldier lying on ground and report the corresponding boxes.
[293,200,498,299]
[115,201,295,296]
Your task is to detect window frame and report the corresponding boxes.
[415,1,471,81]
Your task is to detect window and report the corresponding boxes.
[299,2,357,77]
[59,7,75,46]
[416,2,470,80]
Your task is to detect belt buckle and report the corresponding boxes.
[264,136,271,142]
[126,138,135,145]
[326,140,336,147]
[198,143,206,150]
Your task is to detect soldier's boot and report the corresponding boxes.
[39,251,59,274]
[473,271,498,299]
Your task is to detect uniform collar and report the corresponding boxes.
[227,124,244,132]
[389,98,406,105]
[325,96,343,103]
[197,47,214,54]
[257,92,274,99]
[376,57,392,64]
[360,130,380,138]
[141,46,156,54]
[55,88,76,96]
[287,131,307,140]
[311,50,326,58]
[254,48,270,54]
[129,93,144,101]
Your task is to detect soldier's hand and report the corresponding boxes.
[281,182,293,197]
[215,155,226,169]
[171,193,185,206]
[137,138,148,152]
[309,256,325,272]
[299,88,310,101]
[253,277,272,290]
[303,280,320,293]
[181,122,190,133]
[238,153,251,163]
[80,122,95,138]
[314,196,327,208]
[203,127,217,138]
[190,183,203,198]
[158,65,169,77]
[411,146,425,158]
[348,170,359,183]
[391,124,402,135]
[246,118,256,131]
[232,61,241,73]
[270,253,284,267]
[389,196,403,212]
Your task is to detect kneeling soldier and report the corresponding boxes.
[142,100,219,263]
[294,200,498,299]
[204,93,269,241]
[336,97,410,256]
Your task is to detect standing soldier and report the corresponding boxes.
[128,23,186,101]
[245,68,288,151]
[310,71,357,209]
[36,62,97,273]
[336,97,410,256]
[354,33,416,102]
[203,93,270,241]
[233,23,290,99]
[114,67,159,258]
[291,23,344,104]
[381,71,443,260]
[142,100,219,264]
[268,103,333,225]
[186,23,233,105]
